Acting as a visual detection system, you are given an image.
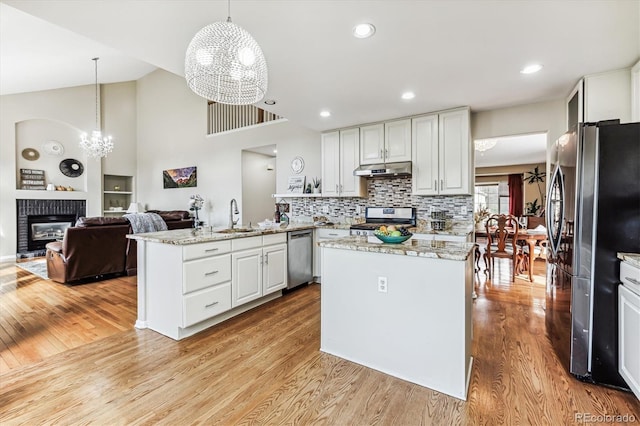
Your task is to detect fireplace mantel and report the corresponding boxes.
[15,190,88,201]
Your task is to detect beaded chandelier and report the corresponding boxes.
[185,1,267,105]
[80,58,113,158]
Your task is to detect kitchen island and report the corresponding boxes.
[128,224,314,340]
[319,236,475,400]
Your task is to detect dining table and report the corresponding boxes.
[475,228,547,282]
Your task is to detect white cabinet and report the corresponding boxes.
[321,129,366,197]
[141,233,287,340]
[411,108,471,196]
[231,234,287,307]
[360,119,411,165]
[313,228,350,280]
[619,284,640,400]
[567,68,633,128]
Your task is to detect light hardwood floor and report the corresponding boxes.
[1,258,638,424]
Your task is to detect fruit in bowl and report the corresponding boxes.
[373,226,412,243]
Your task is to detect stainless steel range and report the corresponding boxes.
[350,207,416,236]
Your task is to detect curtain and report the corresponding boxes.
[508,174,523,216]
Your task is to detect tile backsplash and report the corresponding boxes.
[287,176,473,222]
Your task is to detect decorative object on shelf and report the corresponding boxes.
[46,183,55,191]
[163,166,197,189]
[287,175,305,193]
[113,185,121,191]
[290,156,304,174]
[126,202,144,214]
[474,138,497,153]
[59,158,84,178]
[312,177,321,193]
[184,0,267,105]
[188,194,204,229]
[42,140,64,156]
[80,57,114,158]
[21,148,40,161]
[305,183,312,193]
[19,168,45,190]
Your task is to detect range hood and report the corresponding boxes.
[353,161,412,177]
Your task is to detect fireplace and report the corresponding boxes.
[27,215,76,251]
[16,199,85,258]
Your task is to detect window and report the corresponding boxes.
[475,184,509,215]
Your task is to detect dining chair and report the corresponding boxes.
[484,214,526,282]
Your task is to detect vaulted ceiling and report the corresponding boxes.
[2,0,639,134]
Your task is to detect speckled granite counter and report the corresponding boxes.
[618,252,640,268]
[318,236,475,261]
[127,223,317,245]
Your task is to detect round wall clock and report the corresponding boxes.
[291,156,305,174]
[21,148,40,161]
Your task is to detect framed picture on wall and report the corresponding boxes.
[163,166,197,189]
[287,176,305,193]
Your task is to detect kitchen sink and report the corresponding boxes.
[216,228,255,234]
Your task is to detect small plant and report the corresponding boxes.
[474,206,490,225]
[312,177,321,189]
[526,199,542,215]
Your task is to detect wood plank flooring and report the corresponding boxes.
[1,258,638,424]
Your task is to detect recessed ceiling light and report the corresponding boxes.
[320,110,331,118]
[264,99,276,105]
[401,91,415,100]
[520,64,543,74]
[353,23,376,39]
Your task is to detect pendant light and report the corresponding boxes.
[184,0,268,105]
[80,57,113,158]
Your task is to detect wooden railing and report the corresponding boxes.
[207,102,283,134]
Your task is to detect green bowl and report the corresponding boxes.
[374,233,412,244]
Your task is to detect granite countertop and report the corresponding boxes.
[127,223,317,245]
[318,236,476,261]
[617,252,640,268]
[411,223,474,237]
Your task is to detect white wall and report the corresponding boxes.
[135,69,321,227]
[0,83,138,259]
[242,151,276,225]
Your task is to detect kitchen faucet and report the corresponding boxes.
[229,198,239,229]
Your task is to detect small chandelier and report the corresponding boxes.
[184,0,268,105]
[474,139,497,152]
[80,57,113,158]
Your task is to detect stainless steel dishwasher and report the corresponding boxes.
[287,229,313,289]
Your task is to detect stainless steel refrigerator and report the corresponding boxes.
[545,121,640,389]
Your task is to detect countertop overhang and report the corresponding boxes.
[319,236,475,261]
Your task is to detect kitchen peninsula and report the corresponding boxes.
[128,225,313,340]
[319,236,476,400]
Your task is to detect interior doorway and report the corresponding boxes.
[241,145,276,225]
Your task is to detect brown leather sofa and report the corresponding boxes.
[46,211,193,284]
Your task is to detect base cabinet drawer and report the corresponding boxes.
[183,254,231,294]
[183,282,232,327]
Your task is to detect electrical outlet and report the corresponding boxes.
[356,205,362,215]
[378,276,388,293]
[460,206,467,215]
[322,205,329,214]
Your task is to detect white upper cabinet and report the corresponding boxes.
[412,107,471,196]
[322,129,366,197]
[321,131,340,197]
[567,68,633,128]
[385,119,412,163]
[360,119,411,165]
[411,114,439,195]
[360,124,384,164]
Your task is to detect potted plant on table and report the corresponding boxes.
[474,206,490,231]
[312,177,321,193]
